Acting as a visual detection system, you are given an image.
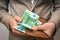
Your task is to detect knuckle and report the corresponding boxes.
[14,16,19,19]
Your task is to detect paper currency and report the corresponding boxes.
[15,9,42,33]
[22,9,39,29]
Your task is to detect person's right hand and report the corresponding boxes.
[9,16,26,36]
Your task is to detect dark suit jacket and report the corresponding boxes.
[0,0,60,40]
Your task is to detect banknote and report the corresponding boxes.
[22,9,40,29]
[15,9,42,33]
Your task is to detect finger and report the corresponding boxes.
[32,26,44,31]
[9,18,26,36]
[14,16,22,22]
[9,18,18,28]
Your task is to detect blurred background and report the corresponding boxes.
[0,22,60,40]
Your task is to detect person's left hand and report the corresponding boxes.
[32,22,55,37]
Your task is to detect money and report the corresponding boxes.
[15,9,42,33]
[16,26,26,33]
[22,9,39,29]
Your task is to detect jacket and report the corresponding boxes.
[0,0,60,40]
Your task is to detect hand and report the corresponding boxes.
[9,16,26,36]
[33,22,55,37]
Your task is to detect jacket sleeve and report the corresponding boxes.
[48,0,60,31]
[0,0,13,29]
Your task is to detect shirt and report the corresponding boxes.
[31,0,34,4]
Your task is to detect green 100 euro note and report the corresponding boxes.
[15,9,42,33]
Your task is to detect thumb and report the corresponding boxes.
[32,26,44,31]
[14,16,22,22]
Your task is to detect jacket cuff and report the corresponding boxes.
[48,11,60,32]
[0,10,13,29]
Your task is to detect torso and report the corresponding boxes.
[9,0,53,40]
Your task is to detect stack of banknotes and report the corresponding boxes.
[15,9,42,33]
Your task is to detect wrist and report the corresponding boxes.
[47,22,56,37]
